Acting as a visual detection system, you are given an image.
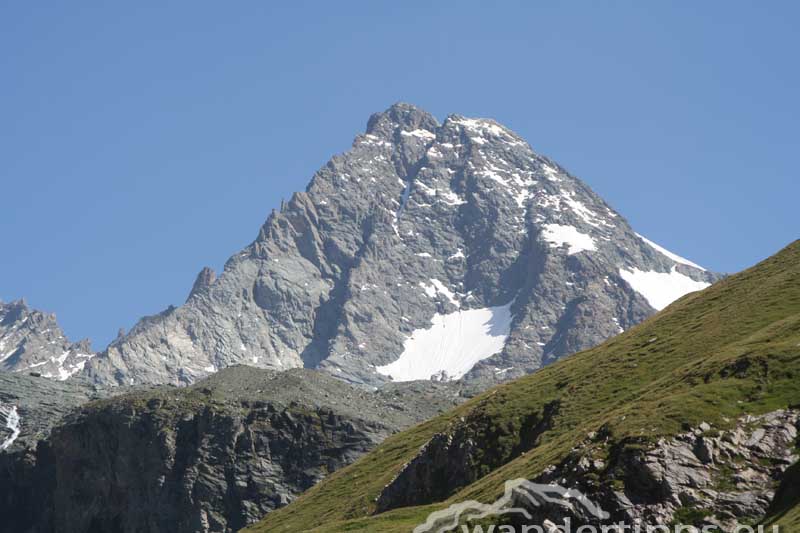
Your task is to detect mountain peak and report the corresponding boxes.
[0,300,95,380]
[82,105,720,388]
[187,266,216,302]
[366,102,439,138]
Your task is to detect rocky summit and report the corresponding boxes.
[79,103,719,390]
[0,300,94,381]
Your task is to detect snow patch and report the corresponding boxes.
[419,281,437,298]
[541,224,597,255]
[376,304,513,382]
[619,266,710,311]
[0,405,21,451]
[426,146,444,158]
[419,279,460,307]
[400,129,436,140]
[448,249,465,260]
[542,165,562,182]
[430,279,460,307]
[450,117,509,139]
[359,134,392,147]
[439,189,467,206]
[636,233,706,271]
[561,192,611,228]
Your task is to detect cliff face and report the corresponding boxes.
[0,372,111,533]
[82,103,718,390]
[0,366,461,533]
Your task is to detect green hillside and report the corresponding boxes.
[247,240,800,532]
[766,461,800,528]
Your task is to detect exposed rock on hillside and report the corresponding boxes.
[507,411,799,530]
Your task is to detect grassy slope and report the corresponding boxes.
[766,462,800,528]
[248,241,800,532]
[773,508,800,530]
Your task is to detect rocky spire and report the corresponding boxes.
[187,267,216,302]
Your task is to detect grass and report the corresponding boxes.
[766,461,800,529]
[246,240,800,532]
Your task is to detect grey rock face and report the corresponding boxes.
[81,103,720,389]
[376,410,799,530]
[0,366,462,533]
[532,410,800,529]
[0,300,95,380]
[187,266,216,302]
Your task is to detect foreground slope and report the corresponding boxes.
[83,103,717,389]
[249,240,800,532]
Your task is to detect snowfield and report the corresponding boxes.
[619,266,711,311]
[376,304,513,381]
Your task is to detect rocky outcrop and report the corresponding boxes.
[81,103,720,390]
[0,300,95,380]
[376,399,560,511]
[373,410,799,530]
[527,410,800,530]
[0,366,462,533]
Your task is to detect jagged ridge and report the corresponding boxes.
[0,300,94,380]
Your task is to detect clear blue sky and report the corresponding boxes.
[2,2,797,349]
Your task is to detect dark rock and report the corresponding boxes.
[0,366,463,533]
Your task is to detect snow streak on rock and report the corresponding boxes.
[0,404,21,451]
